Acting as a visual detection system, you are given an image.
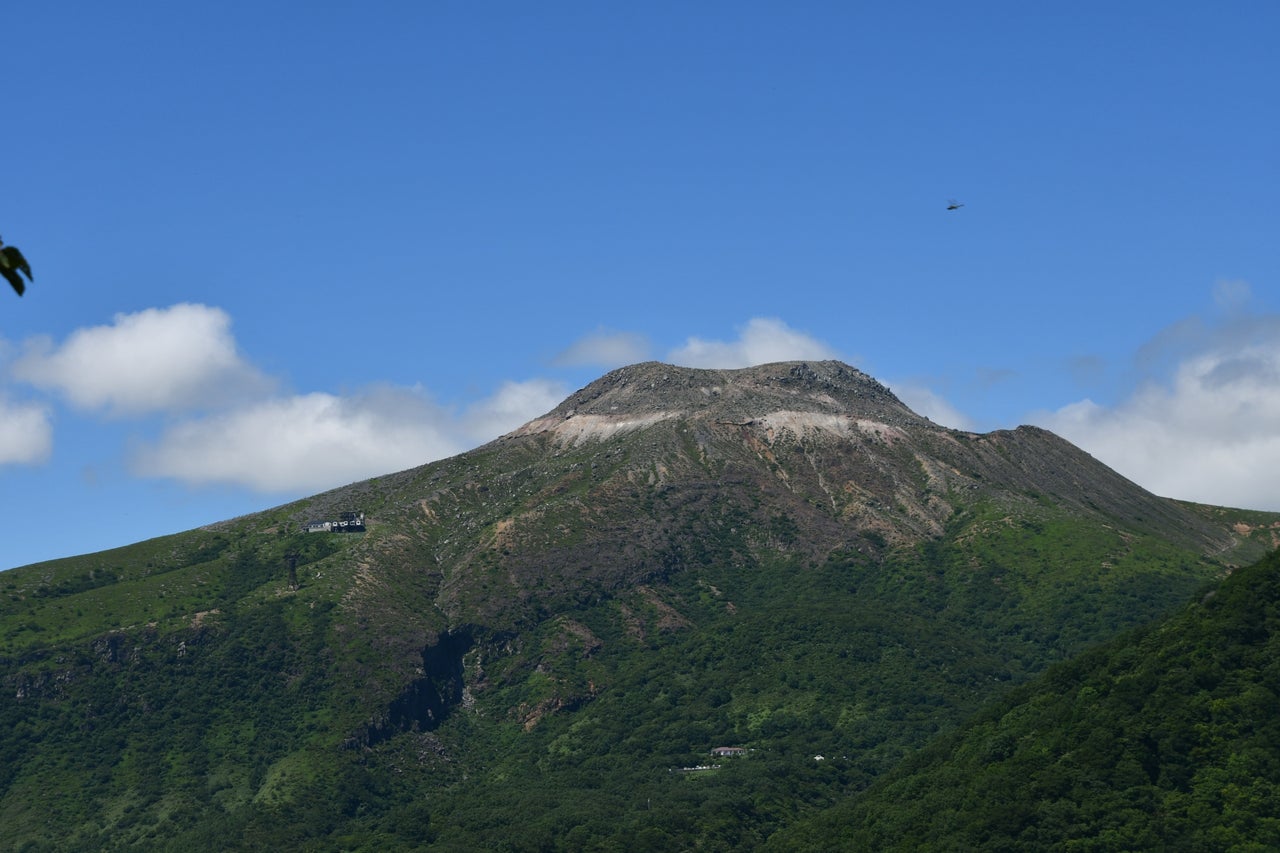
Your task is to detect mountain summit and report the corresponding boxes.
[489,360,1232,559]
[519,360,926,428]
[2,361,1275,850]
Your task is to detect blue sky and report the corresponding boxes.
[3,2,1279,570]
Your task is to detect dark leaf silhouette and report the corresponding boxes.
[0,238,33,296]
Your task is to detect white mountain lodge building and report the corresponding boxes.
[305,511,366,534]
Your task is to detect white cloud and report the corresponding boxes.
[2,301,567,492]
[1036,340,1280,510]
[553,329,651,368]
[667,318,840,368]
[131,390,461,492]
[0,398,52,466]
[891,383,976,430]
[459,378,568,441]
[130,379,567,493]
[11,303,272,415]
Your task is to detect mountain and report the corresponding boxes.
[767,545,1280,851]
[2,360,1276,850]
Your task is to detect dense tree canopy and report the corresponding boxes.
[770,547,1280,851]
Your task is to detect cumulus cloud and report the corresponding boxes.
[667,318,840,368]
[130,379,567,493]
[1036,338,1280,511]
[131,390,458,492]
[458,378,568,441]
[0,398,52,466]
[1133,282,1280,377]
[11,303,272,415]
[553,329,651,368]
[891,384,976,431]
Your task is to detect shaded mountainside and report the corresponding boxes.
[1,361,1277,850]
[769,546,1280,852]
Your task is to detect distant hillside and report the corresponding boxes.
[769,546,1280,851]
[1,361,1276,850]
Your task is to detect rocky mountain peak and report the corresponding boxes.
[513,361,932,441]
[489,359,1239,560]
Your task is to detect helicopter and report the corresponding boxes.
[946,199,965,211]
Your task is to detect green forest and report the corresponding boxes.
[771,547,1280,851]
[2,497,1273,850]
